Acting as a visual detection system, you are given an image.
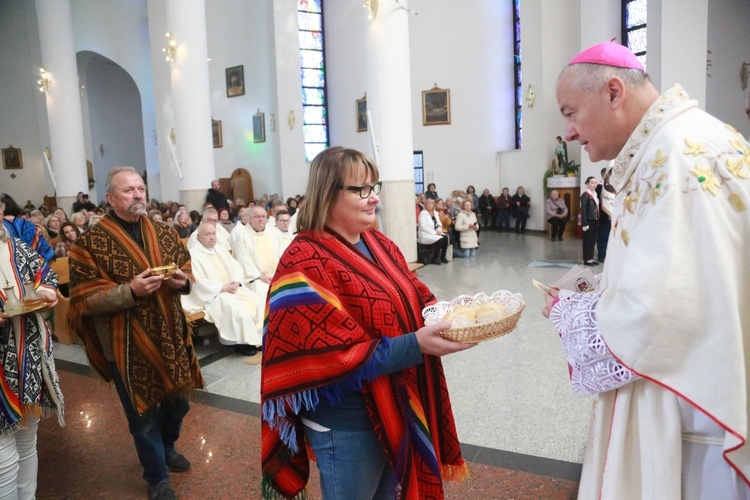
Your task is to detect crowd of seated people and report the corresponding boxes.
[414,182,540,265]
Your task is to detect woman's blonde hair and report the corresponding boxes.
[297,147,379,234]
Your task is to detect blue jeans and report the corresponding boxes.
[495,211,510,231]
[304,426,396,499]
[110,363,190,485]
[453,247,476,258]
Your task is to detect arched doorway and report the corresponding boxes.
[77,52,146,203]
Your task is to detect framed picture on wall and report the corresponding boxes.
[212,119,223,148]
[2,145,22,169]
[253,110,266,143]
[225,65,245,98]
[422,86,451,126]
[356,95,367,132]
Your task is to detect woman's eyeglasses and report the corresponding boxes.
[338,181,382,199]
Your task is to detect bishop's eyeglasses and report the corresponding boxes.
[337,181,382,199]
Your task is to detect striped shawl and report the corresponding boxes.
[261,228,468,499]
[69,214,203,414]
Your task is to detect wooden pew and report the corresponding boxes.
[49,257,75,344]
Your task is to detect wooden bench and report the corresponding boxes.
[184,309,218,343]
[408,262,424,275]
[49,257,75,344]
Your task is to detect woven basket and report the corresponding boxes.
[422,291,525,343]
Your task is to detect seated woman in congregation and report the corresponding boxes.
[545,190,568,241]
[417,198,449,265]
[53,208,68,223]
[46,214,62,241]
[453,199,479,258]
[512,186,531,234]
[217,207,235,233]
[435,198,455,247]
[54,222,79,257]
[174,209,194,238]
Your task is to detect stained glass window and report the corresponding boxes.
[513,0,522,149]
[298,0,329,162]
[413,151,424,194]
[622,0,647,70]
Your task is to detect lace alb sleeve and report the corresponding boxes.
[549,289,639,396]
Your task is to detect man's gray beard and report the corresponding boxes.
[0,224,9,242]
[129,204,147,216]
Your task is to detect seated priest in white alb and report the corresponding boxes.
[187,207,230,250]
[265,202,287,230]
[182,223,264,357]
[272,209,294,252]
[229,206,251,248]
[231,205,282,301]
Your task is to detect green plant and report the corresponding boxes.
[560,159,581,175]
[543,168,554,189]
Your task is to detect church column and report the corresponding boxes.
[166,0,216,211]
[35,0,89,214]
[366,0,417,262]
[648,0,709,103]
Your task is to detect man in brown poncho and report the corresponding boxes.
[69,167,204,500]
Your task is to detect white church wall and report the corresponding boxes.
[324,0,590,231]
[705,0,750,137]
[85,58,147,204]
[408,0,516,201]
[324,0,370,157]
[576,0,620,190]
[498,0,583,231]
[325,0,516,203]
[0,0,52,206]
[70,0,159,202]
[206,0,284,201]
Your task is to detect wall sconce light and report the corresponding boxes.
[525,84,535,108]
[162,32,176,62]
[37,67,50,92]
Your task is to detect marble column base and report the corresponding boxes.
[56,195,77,215]
[379,178,417,262]
[180,188,208,213]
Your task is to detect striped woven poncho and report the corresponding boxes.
[261,228,468,499]
[69,214,204,414]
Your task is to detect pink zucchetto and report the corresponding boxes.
[568,41,645,71]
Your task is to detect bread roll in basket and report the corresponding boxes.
[422,291,525,343]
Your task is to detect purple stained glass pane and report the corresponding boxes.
[299,31,323,50]
[626,0,647,28]
[303,125,327,143]
[302,69,325,87]
[298,12,321,31]
[300,50,324,70]
[305,143,327,162]
[298,0,321,14]
[303,88,325,105]
[303,106,326,125]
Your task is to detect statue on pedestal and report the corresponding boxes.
[554,136,568,174]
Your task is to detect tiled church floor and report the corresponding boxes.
[43,229,591,498]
